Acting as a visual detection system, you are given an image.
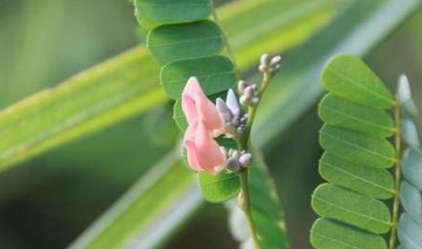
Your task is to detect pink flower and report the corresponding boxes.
[182,77,224,136]
[184,120,226,173]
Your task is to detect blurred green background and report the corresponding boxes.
[0,0,421,248]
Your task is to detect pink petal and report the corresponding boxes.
[193,121,226,173]
[181,77,224,136]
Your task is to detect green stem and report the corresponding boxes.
[388,99,402,249]
[236,71,274,249]
[239,170,262,249]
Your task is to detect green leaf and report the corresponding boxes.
[400,181,422,225]
[135,0,212,29]
[147,21,224,64]
[312,184,391,234]
[319,153,394,199]
[398,214,422,249]
[402,148,422,192]
[67,151,199,249]
[0,47,164,172]
[160,56,236,99]
[321,54,395,109]
[320,124,396,169]
[311,218,387,249]
[198,171,240,203]
[319,93,395,137]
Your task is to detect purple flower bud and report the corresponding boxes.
[226,157,240,172]
[216,98,233,122]
[226,89,241,116]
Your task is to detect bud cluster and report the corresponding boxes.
[217,89,249,138]
[259,53,282,74]
[237,80,260,107]
[220,147,252,172]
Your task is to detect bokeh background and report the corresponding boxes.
[0,0,421,248]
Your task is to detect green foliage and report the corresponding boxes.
[147,21,224,64]
[160,56,236,99]
[0,47,164,172]
[321,54,395,109]
[320,124,396,168]
[319,153,394,199]
[311,219,387,249]
[199,171,240,203]
[319,93,395,137]
[311,54,397,249]
[135,0,212,29]
[312,184,391,234]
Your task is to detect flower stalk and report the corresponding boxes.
[235,54,282,249]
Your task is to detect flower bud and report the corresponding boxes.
[226,89,241,116]
[226,157,241,172]
[238,80,247,93]
[216,98,233,122]
[239,153,252,168]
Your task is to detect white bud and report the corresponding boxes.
[238,80,247,93]
[270,55,282,65]
[259,64,267,73]
[216,98,232,122]
[239,95,250,106]
[398,74,411,103]
[260,53,269,66]
[244,87,255,98]
[251,96,260,105]
[239,153,252,168]
[226,89,241,116]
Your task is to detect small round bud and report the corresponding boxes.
[239,153,252,168]
[244,87,255,98]
[239,95,250,106]
[270,55,282,66]
[237,80,247,93]
[260,53,269,66]
[226,158,240,172]
[259,64,267,73]
[251,96,260,105]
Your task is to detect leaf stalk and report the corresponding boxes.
[388,99,402,249]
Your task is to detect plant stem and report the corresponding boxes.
[239,169,262,249]
[236,71,274,249]
[388,99,402,249]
